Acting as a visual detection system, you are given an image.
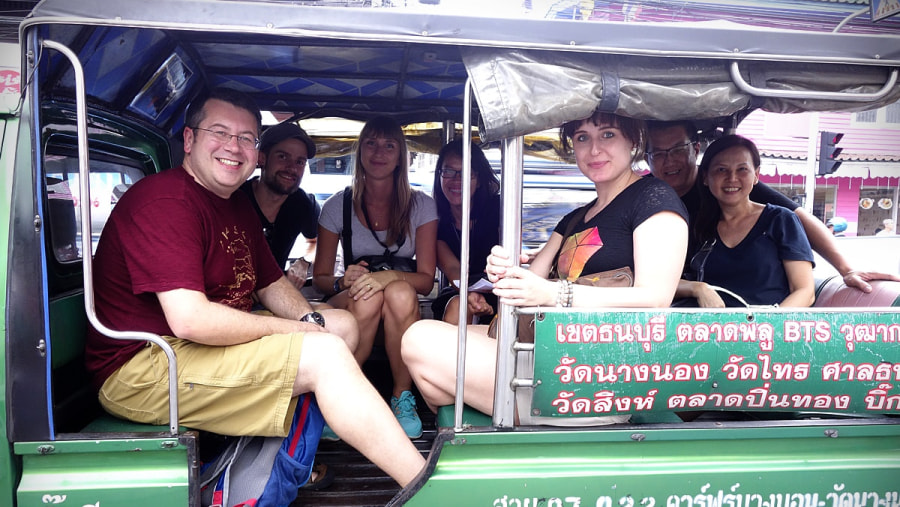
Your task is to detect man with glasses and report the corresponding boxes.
[646,120,898,293]
[85,87,425,488]
[240,121,320,288]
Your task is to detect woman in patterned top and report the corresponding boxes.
[402,111,688,417]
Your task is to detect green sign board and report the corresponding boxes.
[532,309,900,418]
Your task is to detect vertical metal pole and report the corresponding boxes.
[805,112,820,214]
[491,136,523,428]
[452,80,474,430]
[442,119,455,144]
[42,40,180,435]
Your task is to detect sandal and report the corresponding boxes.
[301,461,335,491]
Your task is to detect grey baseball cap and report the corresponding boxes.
[259,121,316,158]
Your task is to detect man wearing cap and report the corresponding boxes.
[241,121,319,287]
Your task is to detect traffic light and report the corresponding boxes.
[818,131,844,175]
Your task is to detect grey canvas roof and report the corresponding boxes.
[21,0,900,141]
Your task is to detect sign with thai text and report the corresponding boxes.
[532,310,900,417]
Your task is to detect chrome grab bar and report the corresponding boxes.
[730,61,898,102]
[41,39,180,436]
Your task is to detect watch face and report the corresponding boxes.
[302,311,325,327]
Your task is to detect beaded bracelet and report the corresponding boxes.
[556,280,574,307]
[556,280,568,307]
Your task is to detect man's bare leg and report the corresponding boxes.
[294,331,425,487]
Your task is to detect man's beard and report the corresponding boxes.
[263,171,298,196]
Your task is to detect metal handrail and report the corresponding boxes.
[491,137,524,428]
[730,61,898,102]
[41,39,180,436]
[452,79,475,432]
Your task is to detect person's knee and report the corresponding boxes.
[442,296,460,324]
[347,293,384,321]
[400,320,425,364]
[295,331,359,394]
[383,282,419,315]
[401,320,446,367]
[321,308,359,352]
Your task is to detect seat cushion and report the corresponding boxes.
[814,278,900,307]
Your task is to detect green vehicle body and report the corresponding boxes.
[4,1,900,505]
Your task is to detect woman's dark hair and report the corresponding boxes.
[432,138,500,224]
[558,111,646,164]
[694,134,762,243]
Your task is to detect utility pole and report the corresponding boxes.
[803,112,819,214]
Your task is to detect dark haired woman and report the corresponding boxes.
[402,112,687,416]
[430,139,501,324]
[680,134,814,307]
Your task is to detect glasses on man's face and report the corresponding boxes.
[647,142,693,162]
[439,168,476,180]
[191,126,260,150]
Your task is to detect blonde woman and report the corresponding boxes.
[314,116,438,438]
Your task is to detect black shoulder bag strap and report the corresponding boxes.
[341,186,354,265]
[359,191,404,256]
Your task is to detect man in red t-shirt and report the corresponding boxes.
[85,87,424,487]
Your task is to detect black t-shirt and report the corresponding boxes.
[552,177,688,279]
[437,193,501,281]
[701,204,814,306]
[240,178,320,270]
[673,177,798,266]
[432,193,501,322]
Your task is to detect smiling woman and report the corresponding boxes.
[684,135,816,308]
[402,111,688,417]
[313,116,439,439]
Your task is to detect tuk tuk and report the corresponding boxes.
[5,1,900,505]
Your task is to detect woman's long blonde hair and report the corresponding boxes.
[351,116,413,246]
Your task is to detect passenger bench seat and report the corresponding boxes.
[813,277,900,307]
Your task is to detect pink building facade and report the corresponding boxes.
[736,108,900,236]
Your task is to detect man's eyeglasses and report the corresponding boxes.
[191,126,260,150]
[647,142,693,162]
[439,168,476,180]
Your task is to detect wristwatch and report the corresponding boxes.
[333,276,343,294]
[299,311,325,327]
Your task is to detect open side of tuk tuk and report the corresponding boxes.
[5,1,900,506]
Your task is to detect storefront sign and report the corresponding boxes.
[533,310,900,417]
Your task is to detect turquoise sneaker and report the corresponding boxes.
[390,390,423,439]
[320,423,341,442]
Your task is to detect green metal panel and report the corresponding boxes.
[48,295,88,370]
[406,424,900,506]
[532,309,900,419]
[16,438,189,506]
[0,113,19,507]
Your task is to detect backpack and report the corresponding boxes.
[199,393,324,507]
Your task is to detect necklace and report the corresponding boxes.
[363,199,387,229]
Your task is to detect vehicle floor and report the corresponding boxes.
[292,347,437,507]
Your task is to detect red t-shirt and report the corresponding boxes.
[85,166,284,389]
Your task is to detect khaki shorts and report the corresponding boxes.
[99,333,304,437]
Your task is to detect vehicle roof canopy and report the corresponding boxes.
[21,0,900,150]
